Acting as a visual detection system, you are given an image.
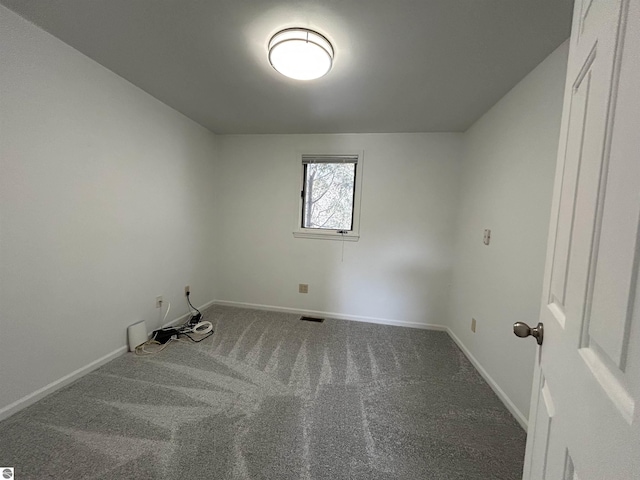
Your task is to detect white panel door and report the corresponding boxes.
[522,0,640,479]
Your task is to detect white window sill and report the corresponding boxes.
[293,231,360,241]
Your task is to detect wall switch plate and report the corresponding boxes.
[471,318,477,333]
[299,284,309,294]
[184,285,190,296]
[483,229,491,245]
[156,295,163,308]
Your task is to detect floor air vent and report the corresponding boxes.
[300,316,324,323]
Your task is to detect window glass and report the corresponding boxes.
[302,162,356,230]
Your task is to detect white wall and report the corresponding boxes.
[215,133,462,327]
[0,6,218,414]
[448,41,569,424]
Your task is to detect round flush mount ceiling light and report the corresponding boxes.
[268,28,334,81]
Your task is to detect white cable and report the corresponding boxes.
[135,337,173,356]
[177,321,213,335]
[161,301,171,327]
[191,321,213,335]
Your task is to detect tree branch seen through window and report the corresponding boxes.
[302,163,355,230]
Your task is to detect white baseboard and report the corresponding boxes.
[446,328,528,431]
[0,345,127,422]
[0,298,217,422]
[212,300,449,332]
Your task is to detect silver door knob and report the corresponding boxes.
[513,322,544,345]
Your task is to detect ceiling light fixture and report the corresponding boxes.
[268,28,334,81]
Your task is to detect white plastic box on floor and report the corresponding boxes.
[127,321,147,352]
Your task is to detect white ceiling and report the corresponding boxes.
[1,0,573,134]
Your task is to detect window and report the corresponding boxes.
[293,152,363,241]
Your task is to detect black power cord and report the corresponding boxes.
[180,331,214,343]
[135,293,213,355]
[182,290,212,342]
[186,291,202,324]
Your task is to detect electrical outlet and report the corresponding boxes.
[156,296,163,308]
[471,318,477,333]
[483,229,491,245]
[299,284,309,294]
[184,285,190,296]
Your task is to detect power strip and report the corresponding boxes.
[152,327,179,344]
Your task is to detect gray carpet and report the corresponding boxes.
[0,306,526,479]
